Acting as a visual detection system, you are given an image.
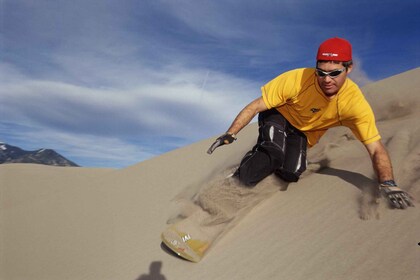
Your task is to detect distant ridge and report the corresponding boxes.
[0,142,79,167]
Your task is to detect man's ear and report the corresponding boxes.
[347,64,353,74]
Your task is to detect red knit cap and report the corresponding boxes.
[317,37,352,62]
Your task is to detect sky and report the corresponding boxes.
[1,0,419,168]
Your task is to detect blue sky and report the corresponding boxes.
[1,0,419,168]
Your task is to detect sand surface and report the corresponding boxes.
[1,68,419,280]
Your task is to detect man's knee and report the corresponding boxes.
[237,173,259,187]
[275,169,301,182]
[235,149,273,186]
[275,157,307,182]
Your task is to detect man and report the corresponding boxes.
[208,37,414,209]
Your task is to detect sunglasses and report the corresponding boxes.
[315,67,346,78]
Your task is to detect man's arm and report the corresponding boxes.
[226,97,268,135]
[207,97,268,154]
[364,140,394,182]
[365,140,414,208]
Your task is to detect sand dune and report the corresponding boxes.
[1,68,419,280]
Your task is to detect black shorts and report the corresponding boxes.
[236,109,307,186]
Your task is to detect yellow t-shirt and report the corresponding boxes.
[261,68,381,147]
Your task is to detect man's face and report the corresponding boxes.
[316,61,352,98]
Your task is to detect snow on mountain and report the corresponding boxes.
[0,143,79,167]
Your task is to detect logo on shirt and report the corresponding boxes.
[310,108,321,113]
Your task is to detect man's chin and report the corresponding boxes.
[321,87,338,97]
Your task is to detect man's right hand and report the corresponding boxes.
[380,181,415,209]
[207,133,236,154]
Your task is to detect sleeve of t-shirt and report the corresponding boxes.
[342,97,381,145]
[261,69,301,109]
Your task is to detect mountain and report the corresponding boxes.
[0,143,79,167]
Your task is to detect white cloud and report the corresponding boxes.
[0,62,258,167]
[1,62,256,130]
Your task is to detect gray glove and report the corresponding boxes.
[207,133,236,154]
[380,180,415,209]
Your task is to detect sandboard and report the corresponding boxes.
[161,206,226,262]
[161,174,280,262]
[161,224,210,263]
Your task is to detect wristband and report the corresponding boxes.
[226,132,236,138]
[380,180,397,187]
